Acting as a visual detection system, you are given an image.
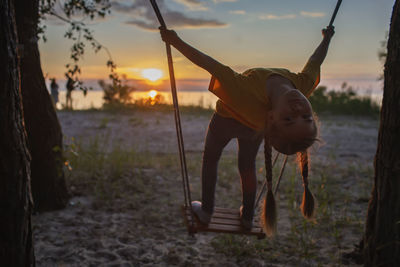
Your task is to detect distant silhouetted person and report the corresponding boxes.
[50,78,59,108]
[65,75,75,109]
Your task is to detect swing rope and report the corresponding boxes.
[254,153,288,210]
[273,155,288,195]
[329,0,342,27]
[149,0,195,231]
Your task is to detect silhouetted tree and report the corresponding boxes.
[12,0,115,211]
[0,0,35,265]
[15,0,69,211]
[363,1,400,266]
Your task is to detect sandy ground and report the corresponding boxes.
[33,110,379,266]
[57,110,378,163]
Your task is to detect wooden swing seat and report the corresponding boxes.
[182,206,266,239]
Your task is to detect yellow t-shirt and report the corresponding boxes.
[208,59,321,130]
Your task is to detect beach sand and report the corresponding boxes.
[33,110,379,266]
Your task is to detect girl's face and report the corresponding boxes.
[269,89,316,154]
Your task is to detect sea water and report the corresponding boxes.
[53,90,219,110]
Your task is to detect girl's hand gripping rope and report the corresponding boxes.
[159,27,179,45]
[322,26,335,40]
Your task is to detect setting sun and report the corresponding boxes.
[141,68,163,82]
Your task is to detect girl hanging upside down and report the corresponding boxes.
[159,26,334,235]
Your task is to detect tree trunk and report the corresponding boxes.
[0,0,35,265]
[363,1,400,266]
[14,0,69,211]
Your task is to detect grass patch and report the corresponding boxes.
[64,135,181,209]
[209,155,373,265]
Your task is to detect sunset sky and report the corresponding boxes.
[39,0,395,92]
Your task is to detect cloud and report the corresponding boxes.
[229,10,246,15]
[174,0,208,11]
[300,11,326,18]
[258,11,326,21]
[112,0,227,30]
[259,14,296,20]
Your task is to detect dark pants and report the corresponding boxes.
[201,113,263,221]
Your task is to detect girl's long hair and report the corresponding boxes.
[261,112,319,236]
[261,139,316,237]
[298,150,316,219]
[261,134,277,237]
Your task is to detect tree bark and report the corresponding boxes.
[14,0,69,211]
[363,1,400,266]
[0,0,35,265]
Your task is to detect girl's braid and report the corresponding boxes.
[300,151,309,186]
[264,135,273,191]
[261,133,277,237]
[298,150,315,219]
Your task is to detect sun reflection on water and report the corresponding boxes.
[148,90,158,98]
[146,90,164,105]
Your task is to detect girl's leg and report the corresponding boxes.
[237,136,263,221]
[201,113,231,214]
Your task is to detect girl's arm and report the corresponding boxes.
[159,28,220,75]
[308,26,335,65]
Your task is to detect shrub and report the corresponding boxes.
[99,74,135,106]
[309,83,380,117]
